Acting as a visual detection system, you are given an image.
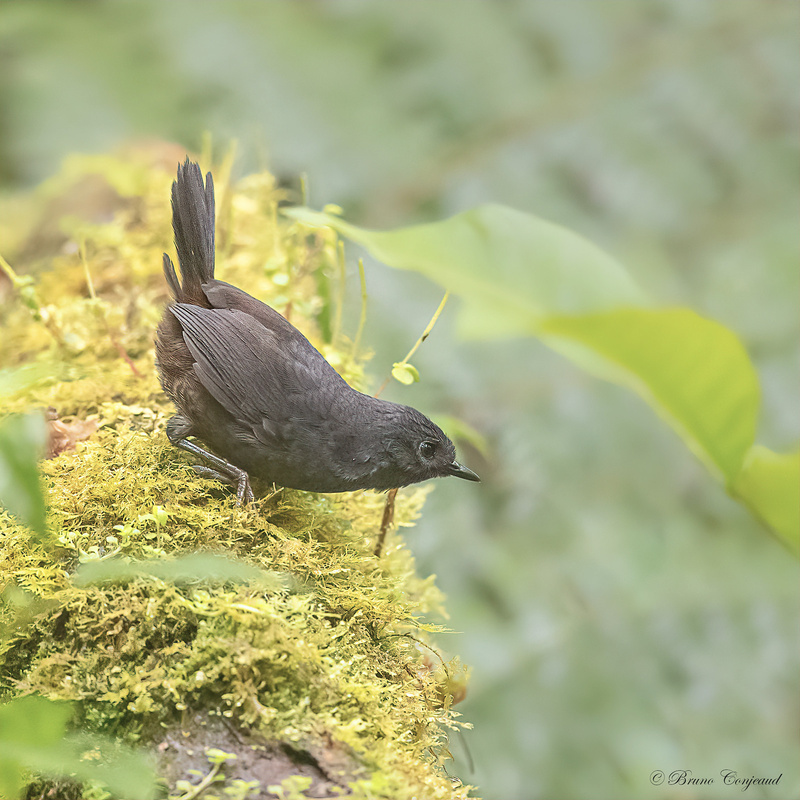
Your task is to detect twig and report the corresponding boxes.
[374,487,398,557]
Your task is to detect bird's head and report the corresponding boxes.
[370,403,480,489]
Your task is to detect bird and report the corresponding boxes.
[155,160,480,504]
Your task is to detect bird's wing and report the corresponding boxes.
[202,280,301,339]
[170,303,345,438]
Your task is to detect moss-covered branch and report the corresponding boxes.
[0,148,473,800]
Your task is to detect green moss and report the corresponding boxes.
[0,149,473,799]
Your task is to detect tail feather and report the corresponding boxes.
[164,159,215,303]
[163,253,181,298]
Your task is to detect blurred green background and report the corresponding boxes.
[1,3,798,798]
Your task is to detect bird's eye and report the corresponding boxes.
[419,440,437,459]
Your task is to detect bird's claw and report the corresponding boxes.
[192,464,255,506]
[236,473,255,505]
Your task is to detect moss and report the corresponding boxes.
[0,147,473,799]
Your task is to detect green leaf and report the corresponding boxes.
[0,696,70,799]
[391,362,420,385]
[73,552,288,591]
[287,203,798,554]
[0,413,48,540]
[539,308,760,481]
[0,362,62,399]
[0,696,157,800]
[77,738,158,800]
[285,204,646,338]
[732,447,800,556]
[0,695,73,748]
[0,758,23,800]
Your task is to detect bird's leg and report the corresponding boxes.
[166,415,254,505]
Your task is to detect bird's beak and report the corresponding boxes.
[446,460,481,482]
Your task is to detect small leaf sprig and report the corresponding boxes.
[375,290,450,398]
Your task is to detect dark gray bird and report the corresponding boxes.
[156,160,480,503]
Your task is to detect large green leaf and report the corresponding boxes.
[732,447,800,557]
[287,204,798,554]
[288,205,645,339]
[539,308,759,481]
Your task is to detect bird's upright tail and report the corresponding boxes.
[163,159,215,305]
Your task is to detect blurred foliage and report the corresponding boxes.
[0,696,156,800]
[0,413,47,540]
[0,2,798,799]
[71,551,288,592]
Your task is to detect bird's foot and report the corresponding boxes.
[192,464,254,506]
[234,470,255,505]
[168,428,255,506]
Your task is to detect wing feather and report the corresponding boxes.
[169,304,346,438]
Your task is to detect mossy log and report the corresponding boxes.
[0,147,472,800]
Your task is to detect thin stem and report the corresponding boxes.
[350,258,368,361]
[0,251,64,346]
[175,760,223,800]
[332,239,346,345]
[0,252,20,284]
[402,290,450,365]
[374,487,398,557]
[299,173,309,207]
[374,291,450,398]
[80,241,142,378]
[79,239,97,300]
